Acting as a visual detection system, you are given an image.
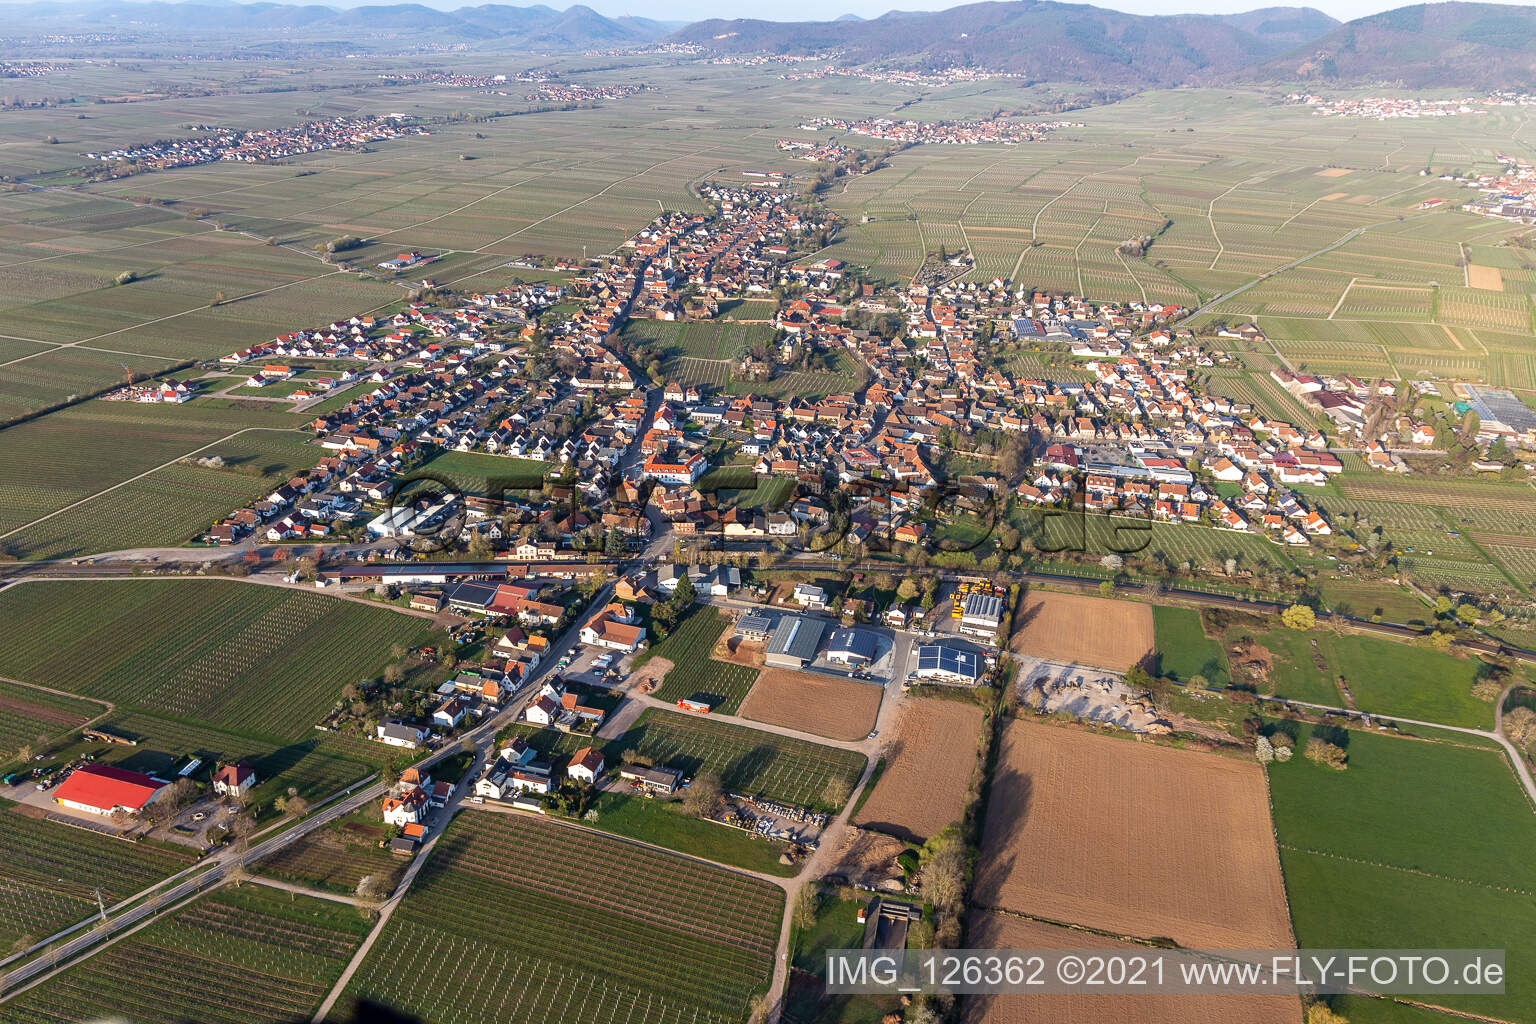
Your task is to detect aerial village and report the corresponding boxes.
[178,162,1474,586]
[23,125,1536,869]
[82,113,428,173]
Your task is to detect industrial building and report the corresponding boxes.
[764,614,827,669]
[913,643,982,686]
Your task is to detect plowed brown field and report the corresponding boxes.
[853,698,985,842]
[960,912,1301,1024]
[739,668,882,741]
[1009,591,1153,672]
[975,719,1293,950]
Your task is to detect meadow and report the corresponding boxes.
[338,811,783,1024]
[610,707,866,810]
[1270,725,1536,1023]
[0,580,431,741]
[0,885,369,1024]
[1150,604,1230,685]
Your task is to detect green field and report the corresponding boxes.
[1319,579,1432,625]
[610,708,866,810]
[0,580,432,743]
[646,604,759,713]
[1271,726,1536,1022]
[0,803,198,951]
[579,791,799,876]
[1151,605,1229,685]
[254,809,408,895]
[1322,633,1493,729]
[338,811,783,1024]
[414,448,552,497]
[0,884,369,1024]
[1,428,319,560]
[0,682,104,759]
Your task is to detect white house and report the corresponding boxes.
[377,721,429,748]
[567,747,605,784]
[382,786,428,826]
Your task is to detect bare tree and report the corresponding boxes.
[791,885,819,932]
[682,771,723,818]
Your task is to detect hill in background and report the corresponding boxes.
[1249,2,1536,88]
[0,0,682,47]
[669,1,1340,88]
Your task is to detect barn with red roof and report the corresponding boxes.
[53,764,168,817]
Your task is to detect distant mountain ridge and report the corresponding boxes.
[670,1,1341,88]
[0,0,682,47]
[7,0,1536,90]
[1249,2,1536,88]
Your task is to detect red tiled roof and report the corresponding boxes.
[54,764,165,813]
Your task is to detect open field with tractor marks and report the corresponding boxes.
[337,811,782,1024]
[738,668,882,742]
[1009,591,1154,672]
[852,697,984,843]
[976,719,1293,949]
[961,911,1301,1024]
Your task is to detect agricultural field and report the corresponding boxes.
[338,811,782,1024]
[975,718,1293,949]
[645,605,759,714]
[0,399,303,545]
[0,682,105,759]
[738,668,883,742]
[415,448,551,497]
[255,809,407,896]
[577,791,800,877]
[0,884,369,1024]
[0,580,432,741]
[0,803,198,951]
[1226,624,1493,727]
[623,319,780,363]
[609,708,866,810]
[1270,725,1536,1023]
[961,911,1300,1024]
[852,697,984,843]
[1009,590,1154,672]
[1150,605,1229,685]
[1318,579,1431,624]
[0,428,318,560]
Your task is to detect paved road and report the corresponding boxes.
[0,573,621,1000]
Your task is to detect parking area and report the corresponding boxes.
[560,646,635,689]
